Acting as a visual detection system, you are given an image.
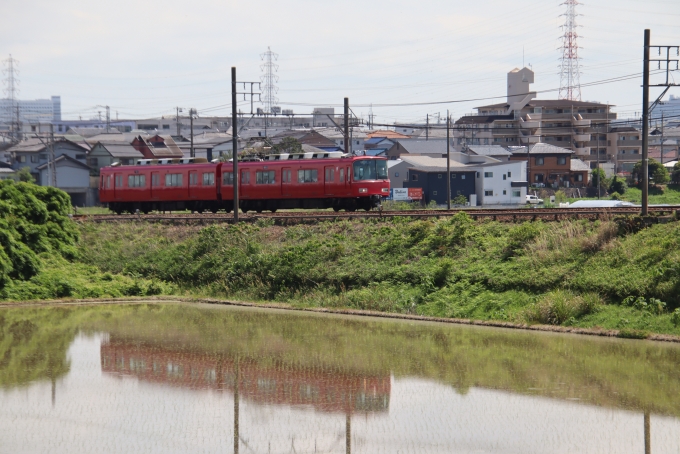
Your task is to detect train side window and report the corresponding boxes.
[152,173,160,187]
[241,171,250,184]
[165,173,183,187]
[202,172,215,186]
[128,175,146,188]
[189,172,198,186]
[223,172,233,185]
[115,175,123,188]
[297,169,318,183]
[325,168,334,182]
[256,170,275,184]
[339,168,344,183]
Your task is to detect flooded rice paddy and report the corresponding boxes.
[1,302,679,453]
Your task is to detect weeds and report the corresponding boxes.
[524,290,601,325]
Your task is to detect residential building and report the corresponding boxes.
[509,143,583,187]
[402,158,476,206]
[387,159,408,189]
[36,155,92,206]
[454,67,616,169]
[4,138,89,183]
[472,160,528,205]
[0,96,61,123]
[608,126,641,173]
[316,128,366,153]
[0,168,17,181]
[269,130,338,149]
[88,141,145,175]
[385,139,448,160]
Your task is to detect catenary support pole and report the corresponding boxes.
[597,123,600,199]
[447,110,451,210]
[190,109,195,158]
[641,29,651,216]
[344,98,349,154]
[232,67,239,222]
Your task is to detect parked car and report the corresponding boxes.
[526,195,544,205]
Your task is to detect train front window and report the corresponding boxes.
[353,160,387,181]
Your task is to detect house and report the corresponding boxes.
[385,139,449,160]
[569,158,591,187]
[0,168,17,181]
[36,155,93,206]
[400,156,476,205]
[387,159,408,189]
[4,138,89,183]
[316,128,366,153]
[364,137,395,150]
[131,134,184,159]
[471,160,528,205]
[88,141,145,175]
[509,143,576,187]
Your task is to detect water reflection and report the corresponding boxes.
[1,302,680,453]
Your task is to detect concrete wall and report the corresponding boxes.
[473,161,527,205]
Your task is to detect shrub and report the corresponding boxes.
[525,290,601,325]
[609,176,627,195]
[622,296,667,315]
[671,308,680,327]
[610,192,621,200]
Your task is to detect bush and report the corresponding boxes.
[525,290,601,325]
[622,296,667,315]
[610,192,621,200]
[672,308,680,327]
[609,176,627,195]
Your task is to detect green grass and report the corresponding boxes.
[74,214,680,336]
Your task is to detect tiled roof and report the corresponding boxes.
[366,130,411,139]
[93,141,145,158]
[512,143,574,155]
[467,145,512,156]
[392,139,447,155]
[570,158,591,172]
[36,154,90,170]
[400,155,471,172]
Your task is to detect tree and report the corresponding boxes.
[591,168,609,190]
[632,158,669,185]
[672,161,680,185]
[272,137,303,155]
[16,167,35,183]
[609,176,627,195]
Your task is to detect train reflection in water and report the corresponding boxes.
[100,338,390,415]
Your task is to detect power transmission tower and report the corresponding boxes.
[558,0,582,101]
[260,47,279,113]
[2,55,20,141]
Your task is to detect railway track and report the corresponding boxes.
[72,206,680,225]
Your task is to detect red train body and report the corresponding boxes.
[99,155,389,213]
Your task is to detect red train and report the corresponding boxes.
[99,153,389,213]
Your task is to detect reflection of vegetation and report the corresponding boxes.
[3,303,679,417]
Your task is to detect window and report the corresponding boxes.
[411,173,418,181]
[503,174,506,180]
[165,173,183,187]
[256,170,276,184]
[88,157,99,167]
[557,157,567,165]
[433,191,438,196]
[202,172,215,186]
[162,125,170,130]
[507,171,511,178]
[39,154,47,160]
[395,172,399,177]
[76,154,86,160]
[484,190,493,196]
[31,155,39,163]
[484,172,493,178]
[535,157,544,165]
[575,174,584,182]
[297,169,318,183]
[353,159,387,181]
[476,172,480,178]
[339,168,345,182]
[282,169,292,183]
[534,174,544,182]
[512,190,521,197]
[115,175,123,188]
[17,155,26,163]
[324,168,335,182]
[503,189,507,195]
[461,174,465,179]
[451,174,456,179]
[632,149,639,154]
[223,172,234,185]
[241,171,250,184]
[438,174,442,179]
[128,175,146,188]
[152,173,160,187]
[190,173,198,186]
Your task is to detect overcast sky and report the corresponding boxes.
[1,0,679,124]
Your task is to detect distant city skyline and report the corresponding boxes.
[1,0,678,123]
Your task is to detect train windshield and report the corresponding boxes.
[353,160,388,181]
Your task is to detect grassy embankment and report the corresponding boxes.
[76,213,680,337]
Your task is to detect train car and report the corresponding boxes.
[99,153,389,213]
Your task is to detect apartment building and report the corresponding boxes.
[454,68,616,170]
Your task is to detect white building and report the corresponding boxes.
[472,160,528,205]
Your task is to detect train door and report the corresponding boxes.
[324,166,335,195]
[151,172,160,199]
[114,173,123,200]
[282,167,292,196]
[188,170,199,199]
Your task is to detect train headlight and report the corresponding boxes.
[381,188,389,193]
[358,188,368,193]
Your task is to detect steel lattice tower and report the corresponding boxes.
[2,55,20,132]
[558,0,582,101]
[260,47,279,113]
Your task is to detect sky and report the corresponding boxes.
[1,0,679,125]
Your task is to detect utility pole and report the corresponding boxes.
[189,108,196,158]
[232,67,239,222]
[426,114,429,141]
[641,30,651,215]
[176,107,182,136]
[344,98,349,154]
[596,123,600,199]
[446,111,451,210]
[660,112,665,165]
[49,124,56,187]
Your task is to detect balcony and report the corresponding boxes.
[574,147,591,156]
[519,117,541,128]
[572,118,591,127]
[617,140,642,147]
[519,135,541,144]
[573,134,590,142]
